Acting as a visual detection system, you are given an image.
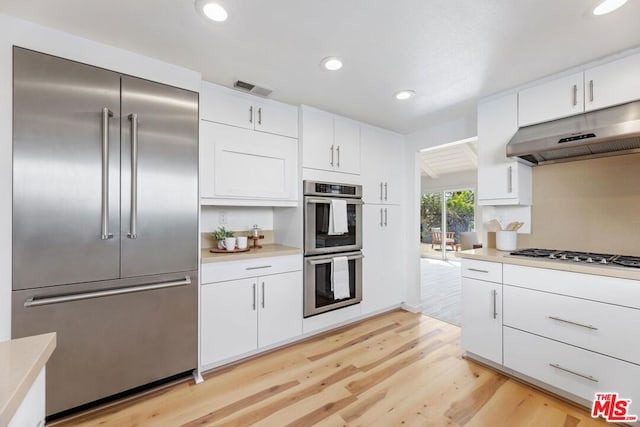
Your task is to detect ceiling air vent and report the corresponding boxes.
[233,80,272,97]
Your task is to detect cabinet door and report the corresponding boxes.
[258,271,303,348]
[201,82,253,129]
[302,106,334,172]
[360,127,385,204]
[199,121,216,199]
[585,53,640,112]
[254,100,299,138]
[381,133,403,205]
[477,93,531,205]
[362,205,403,314]
[518,72,584,126]
[211,122,297,200]
[381,206,403,305]
[334,117,361,175]
[461,278,502,364]
[201,278,258,366]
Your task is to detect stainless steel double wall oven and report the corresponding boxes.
[303,181,363,317]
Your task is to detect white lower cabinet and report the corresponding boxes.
[361,204,403,315]
[504,327,640,406]
[463,258,640,416]
[8,368,45,427]
[201,278,258,363]
[200,256,303,367]
[461,277,502,364]
[503,285,640,365]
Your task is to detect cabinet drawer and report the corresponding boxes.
[202,255,302,284]
[504,327,640,405]
[503,264,640,310]
[461,259,502,283]
[504,286,640,365]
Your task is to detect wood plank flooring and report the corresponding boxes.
[52,310,606,426]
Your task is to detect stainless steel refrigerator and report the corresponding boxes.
[11,47,199,416]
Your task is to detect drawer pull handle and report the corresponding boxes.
[246,265,272,270]
[549,363,599,383]
[468,268,489,273]
[548,316,598,331]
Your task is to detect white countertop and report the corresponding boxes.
[457,248,640,281]
[0,333,56,426]
[201,244,302,264]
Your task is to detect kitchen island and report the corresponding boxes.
[0,333,56,426]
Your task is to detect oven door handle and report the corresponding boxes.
[306,198,364,205]
[308,254,364,265]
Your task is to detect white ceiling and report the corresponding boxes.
[1,0,640,133]
[421,141,478,178]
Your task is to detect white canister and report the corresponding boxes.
[496,230,517,251]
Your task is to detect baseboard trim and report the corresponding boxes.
[401,302,422,313]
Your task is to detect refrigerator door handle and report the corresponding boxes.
[24,276,191,308]
[127,113,138,239]
[101,107,114,240]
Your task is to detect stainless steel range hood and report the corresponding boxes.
[506,100,640,166]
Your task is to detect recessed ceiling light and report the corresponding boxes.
[394,90,416,100]
[593,0,628,15]
[321,57,343,71]
[201,2,228,22]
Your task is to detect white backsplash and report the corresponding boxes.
[200,206,274,232]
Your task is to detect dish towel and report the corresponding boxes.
[332,256,350,300]
[328,199,348,235]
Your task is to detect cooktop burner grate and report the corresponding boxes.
[509,248,624,265]
[612,256,640,268]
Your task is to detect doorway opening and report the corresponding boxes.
[418,137,479,326]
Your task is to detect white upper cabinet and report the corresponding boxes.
[518,72,584,127]
[584,52,640,112]
[477,93,532,206]
[252,99,299,139]
[517,52,640,126]
[333,117,361,175]
[201,81,298,138]
[361,126,402,205]
[199,82,299,206]
[200,121,298,205]
[301,105,361,175]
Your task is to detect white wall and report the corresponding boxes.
[0,14,201,340]
[200,206,274,232]
[402,110,477,310]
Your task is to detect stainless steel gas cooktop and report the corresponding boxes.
[509,248,640,268]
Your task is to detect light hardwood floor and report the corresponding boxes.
[53,310,606,426]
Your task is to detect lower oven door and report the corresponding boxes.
[304,251,363,318]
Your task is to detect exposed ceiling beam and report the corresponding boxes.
[459,143,478,168]
[420,160,439,179]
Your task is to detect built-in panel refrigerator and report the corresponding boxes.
[11,47,199,417]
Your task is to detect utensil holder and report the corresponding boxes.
[496,230,517,251]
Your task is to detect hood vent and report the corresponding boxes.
[233,80,272,97]
[506,100,640,166]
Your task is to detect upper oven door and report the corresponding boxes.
[304,196,363,255]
